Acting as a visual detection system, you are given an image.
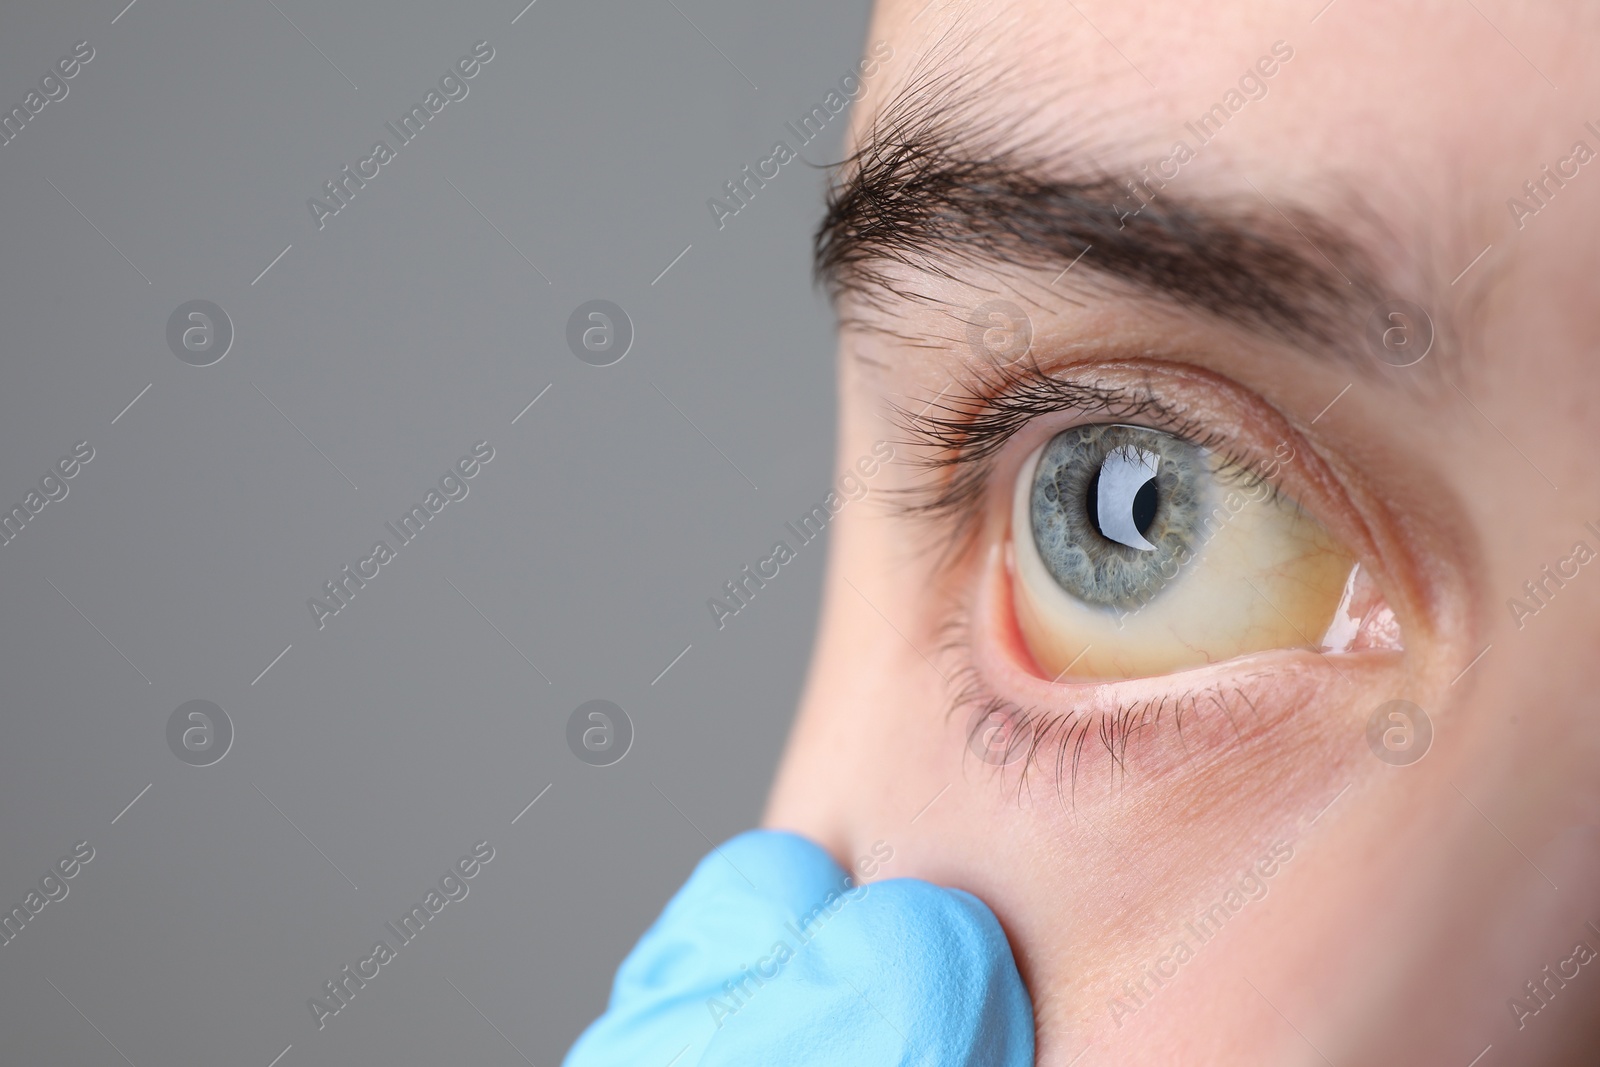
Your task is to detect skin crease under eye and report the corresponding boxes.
[1010,436,1364,680]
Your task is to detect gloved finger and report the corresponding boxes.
[564,829,862,1066]
[562,829,1035,1067]
[700,874,1034,1066]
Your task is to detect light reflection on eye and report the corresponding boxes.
[1010,423,1399,681]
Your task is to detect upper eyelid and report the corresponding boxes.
[889,360,1286,547]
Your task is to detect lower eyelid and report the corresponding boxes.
[954,539,1395,793]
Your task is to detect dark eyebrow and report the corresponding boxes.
[813,71,1401,361]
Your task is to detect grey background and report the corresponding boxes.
[0,0,871,1062]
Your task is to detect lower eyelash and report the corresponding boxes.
[939,606,1279,808]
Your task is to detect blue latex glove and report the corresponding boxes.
[563,829,1035,1066]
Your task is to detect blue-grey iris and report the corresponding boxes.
[1029,424,1207,610]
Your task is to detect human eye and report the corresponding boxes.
[1012,417,1396,681]
[896,356,1406,772]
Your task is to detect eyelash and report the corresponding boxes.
[889,357,1304,799]
[939,612,1279,805]
[890,358,1285,555]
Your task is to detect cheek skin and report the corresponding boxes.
[922,538,1407,1044]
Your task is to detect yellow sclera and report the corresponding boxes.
[1011,440,1358,681]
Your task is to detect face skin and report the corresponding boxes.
[762,1,1600,1063]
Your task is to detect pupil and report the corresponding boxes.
[1132,478,1158,535]
[1083,461,1160,541]
[1084,466,1101,533]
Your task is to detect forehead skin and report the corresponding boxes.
[766,1,1600,1064]
[841,0,1600,346]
